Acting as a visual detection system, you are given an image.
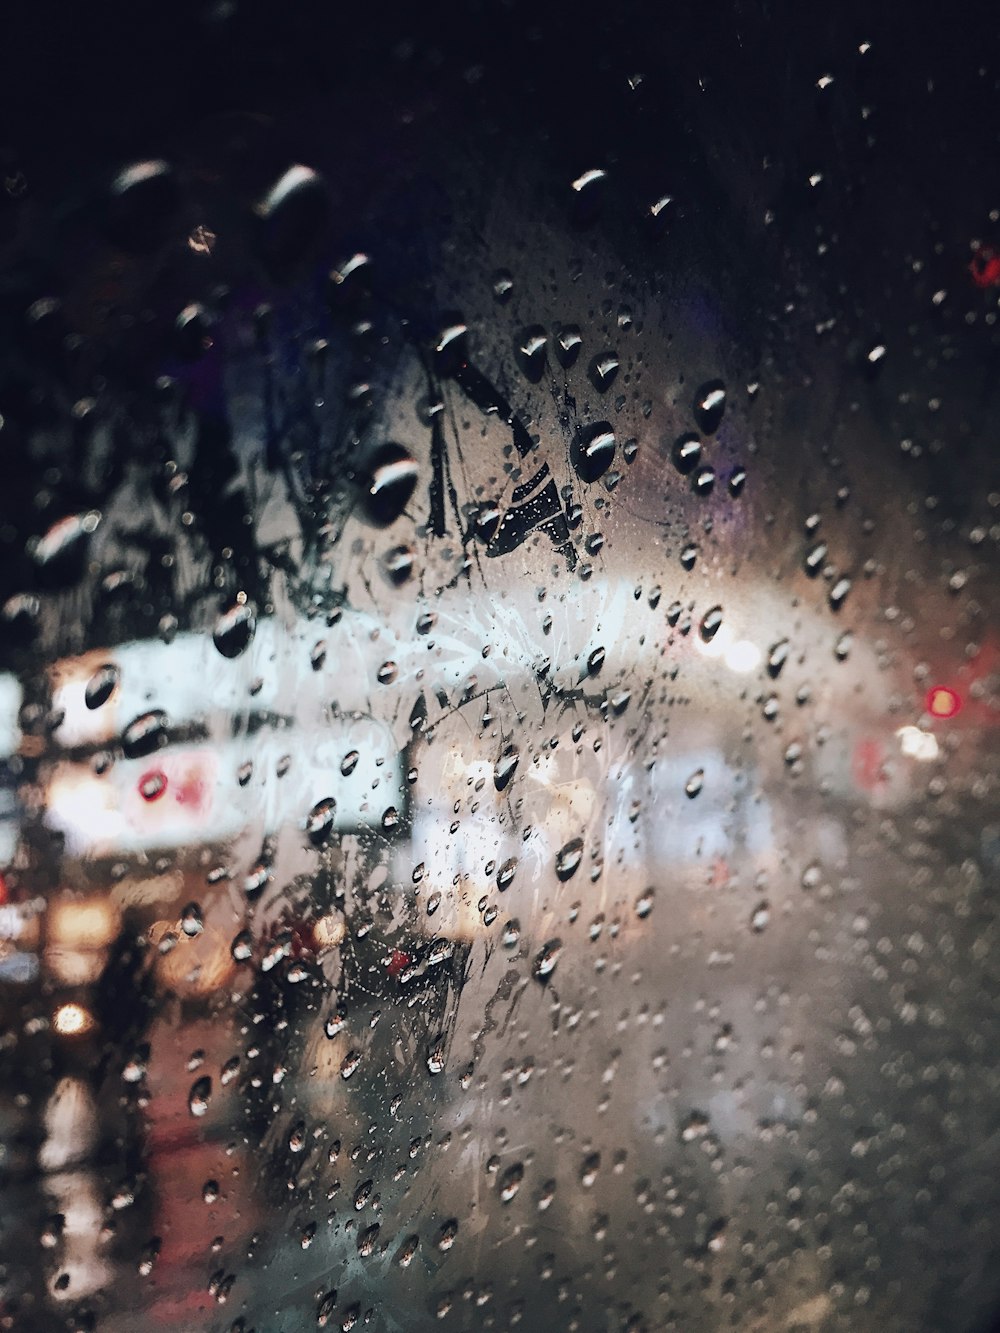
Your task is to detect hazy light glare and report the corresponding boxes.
[724,639,762,674]
[53,1003,95,1036]
[897,725,939,762]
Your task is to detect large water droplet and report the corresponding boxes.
[494,748,519,792]
[85,663,119,710]
[188,1076,212,1117]
[122,710,168,760]
[555,838,584,881]
[533,939,563,980]
[231,931,253,962]
[699,606,724,642]
[360,444,419,526]
[106,159,179,253]
[588,352,620,393]
[804,542,827,576]
[515,326,548,382]
[571,423,616,483]
[685,768,704,798]
[33,511,101,568]
[180,902,203,937]
[213,601,256,659]
[555,325,583,368]
[306,796,337,846]
[672,433,701,474]
[256,164,329,280]
[497,857,518,890]
[499,1162,524,1202]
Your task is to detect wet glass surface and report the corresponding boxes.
[2,3,1000,1330]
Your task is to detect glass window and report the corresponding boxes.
[2,6,1000,1331]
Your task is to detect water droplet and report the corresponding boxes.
[317,1289,338,1327]
[324,1008,347,1039]
[515,326,548,382]
[139,769,167,802]
[203,1179,219,1204]
[107,159,179,253]
[829,576,852,610]
[427,1037,447,1075]
[680,1110,710,1142]
[750,901,770,932]
[122,710,168,759]
[340,1049,362,1079]
[580,1152,601,1187]
[533,939,563,980]
[306,797,337,845]
[499,1163,524,1202]
[436,1219,459,1251]
[187,224,215,255]
[84,663,119,710]
[767,640,789,678]
[672,433,701,474]
[289,1120,306,1152]
[180,902,203,937]
[728,466,747,497]
[256,164,329,279]
[699,606,724,642]
[571,422,616,483]
[801,863,822,890]
[692,465,715,496]
[834,631,853,660]
[680,543,698,570]
[502,920,520,949]
[231,931,253,962]
[377,660,398,685]
[397,1234,420,1268]
[586,646,606,675]
[494,749,519,792]
[340,750,359,777]
[555,838,584,881]
[188,1076,212,1117]
[693,380,726,434]
[555,324,583,368]
[685,768,704,798]
[804,542,827,576]
[497,857,518,890]
[213,601,256,659]
[588,352,620,393]
[635,888,654,919]
[361,444,419,526]
[381,545,415,585]
[492,270,514,302]
[244,862,270,896]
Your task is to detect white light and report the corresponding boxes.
[694,625,761,673]
[694,623,733,660]
[897,725,939,762]
[724,639,762,674]
[53,1003,95,1036]
[572,168,607,192]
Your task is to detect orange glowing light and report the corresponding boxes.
[926,686,961,719]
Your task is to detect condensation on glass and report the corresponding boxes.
[1,8,1000,1333]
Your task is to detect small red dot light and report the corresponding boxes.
[926,685,961,719]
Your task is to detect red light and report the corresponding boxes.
[926,686,961,719]
[139,769,168,801]
[971,247,1000,289]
